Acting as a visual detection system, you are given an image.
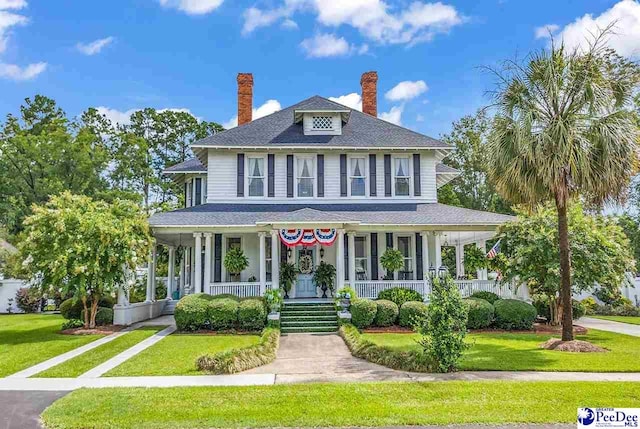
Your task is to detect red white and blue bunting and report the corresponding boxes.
[278,228,337,247]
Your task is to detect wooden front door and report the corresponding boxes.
[296,247,316,298]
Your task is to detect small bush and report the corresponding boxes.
[15,288,40,313]
[60,296,115,320]
[377,287,423,307]
[207,298,239,330]
[493,299,536,330]
[80,307,113,326]
[237,299,267,331]
[174,294,214,331]
[374,299,399,327]
[399,301,429,328]
[470,291,501,304]
[350,299,377,329]
[61,319,84,330]
[572,299,586,320]
[533,296,585,321]
[211,294,240,302]
[596,303,640,317]
[581,297,598,315]
[197,328,279,374]
[464,298,494,329]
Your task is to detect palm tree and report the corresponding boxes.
[487,31,639,341]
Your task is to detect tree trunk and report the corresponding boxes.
[555,197,574,341]
[81,296,89,329]
[547,295,560,326]
[89,297,99,329]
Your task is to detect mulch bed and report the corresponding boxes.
[175,329,261,335]
[61,325,125,335]
[362,323,588,335]
[362,326,414,334]
[540,338,608,353]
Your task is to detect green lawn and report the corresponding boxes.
[104,333,261,376]
[34,326,164,378]
[591,315,640,325]
[41,381,640,428]
[362,329,640,372]
[0,314,102,377]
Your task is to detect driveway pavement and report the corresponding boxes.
[0,391,69,429]
[578,317,640,337]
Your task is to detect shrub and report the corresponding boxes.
[237,299,267,331]
[399,301,429,328]
[373,299,399,327]
[418,276,468,373]
[174,294,214,331]
[350,299,377,329]
[80,307,113,326]
[196,328,279,374]
[60,296,115,320]
[581,297,598,315]
[61,319,84,330]
[470,291,501,304]
[572,299,586,320]
[533,296,584,321]
[493,299,537,330]
[464,298,494,329]
[211,294,240,302]
[207,298,239,330]
[377,287,423,307]
[15,288,40,313]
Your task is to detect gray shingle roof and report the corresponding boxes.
[436,163,460,174]
[192,96,450,149]
[149,203,514,227]
[164,158,206,173]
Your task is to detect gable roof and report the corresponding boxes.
[192,96,451,157]
[164,157,206,174]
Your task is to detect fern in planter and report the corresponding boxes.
[464,245,488,277]
[380,248,404,280]
[279,262,297,299]
[312,261,336,298]
[224,248,249,282]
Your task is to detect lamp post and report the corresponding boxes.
[438,265,448,279]
[428,264,437,280]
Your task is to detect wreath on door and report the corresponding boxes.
[299,254,313,274]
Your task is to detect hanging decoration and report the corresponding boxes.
[313,228,338,245]
[278,228,338,247]
[298,254,313,273]
[279,229,304,247]
[300,230,317,247]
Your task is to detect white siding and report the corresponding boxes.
[207,152,236,202]
[275,154,287,198]
[324,153,341,198]
[421,153,437,202]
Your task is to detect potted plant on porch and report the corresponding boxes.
[279,261,297,299]
[380,248,404,280]
[312,261,336,298]
[224,247,249,282]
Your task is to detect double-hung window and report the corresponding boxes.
[394,157,410,196]
[354,236,368,279]
[297,156,314,197]
[265,239,272,282]
[247,157,265,197]
[397,236,413,280]
[349,156,366,196]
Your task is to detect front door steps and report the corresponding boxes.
[280,301,338,334]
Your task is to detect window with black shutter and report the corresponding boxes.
[286,155,294,198]
[384,154,392,197]
[237,154,244,197]
[317,154,324,197]
[413,154,421,196]
[369,154,377,196]
[340,154,347,197]
[194,178,202,206]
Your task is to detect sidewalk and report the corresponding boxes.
[578,317,640,337]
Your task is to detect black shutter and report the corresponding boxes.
[214,234,222,282]
[413,154,421,196]
[386,232,393,249]
[317,154,324,197]
[415,232,423,280]
[340,154,347,197]
[344,234,349,281]
[237,154,244,197]
[280,242,287,264]
[267,154,275,197]
[183,182,188,208]
[369,154,377,196]
[370,233,378,280]
[384,154,392,197]
[194,178,202,206]
[286,155,294,198]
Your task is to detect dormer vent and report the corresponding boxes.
[312,115,334,130]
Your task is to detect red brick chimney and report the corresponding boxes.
[237,73,253,126]
[360,71,378,117]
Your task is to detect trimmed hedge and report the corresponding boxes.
[399,301,429,328]
[238,299,267,331]
[493,299,536,330]
[374,299,399,327]
[60,296,115,320]
[470,291,501,304]
[340,324,433,372]
[350,299,377,329]
[196,328,280,374]
[79,307,113,326]
[464,298,494,329]
[377,287,423,307]
[210,293,240,302]
[174,294,215,331]
[207,298,239,330]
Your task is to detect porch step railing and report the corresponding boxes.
[353,280,428,299]
[208,282,262,298]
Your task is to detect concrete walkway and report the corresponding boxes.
[0,391,69,429]
[578,317,640,337]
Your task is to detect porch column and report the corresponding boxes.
[455,243,464,279]
[434,233,442,270]
[167,246,176,300]
[476,240,487,280]
[270,230,280,289]
[259,232,266,295]
[203,233,212,291]
[179,251,185,297]
[336,229,345,290]
[347,231,356,286]
[420,232,429,280]
[145,248,153,302]
[193,233,203,293]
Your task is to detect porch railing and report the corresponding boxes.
[454,279,525,299]
[208,282,262,298]
[353,280,428,299]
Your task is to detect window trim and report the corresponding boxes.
[394,234,415,280]
[354,234,369,280]
[348,155,368,198]
[295,154,316,199]
[245,154,267,198]
[392,156,412,197]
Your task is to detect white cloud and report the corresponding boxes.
[329,93,362,110]
[96,107,198,126]
[158,0,223,15]
[534,24,559,39]
[0,61,45,81]
[242,0,464,46]
[385,80,428,102]
[222,99,282,129]
[0,9,28,53]
[549,0,640,57]
[281,18,298,30]
[300,33,351,58]
[378,104,403,126]
[0,0,26,9]
[76,36,114,55]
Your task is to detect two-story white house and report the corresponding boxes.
[140,72,515,313]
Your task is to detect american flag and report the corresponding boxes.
[486,239,502,259]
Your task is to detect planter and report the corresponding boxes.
[320,284,328,298]
[340,298,350,311]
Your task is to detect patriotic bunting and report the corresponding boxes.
[278,228,338,247]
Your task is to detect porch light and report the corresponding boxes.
[428,265,436,279]
[438,265,448,279]
[320,247,324,259]
[287,248,292,259]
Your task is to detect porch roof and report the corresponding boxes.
[149,203,515,228]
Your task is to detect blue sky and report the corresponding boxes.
[0,0,638,138]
